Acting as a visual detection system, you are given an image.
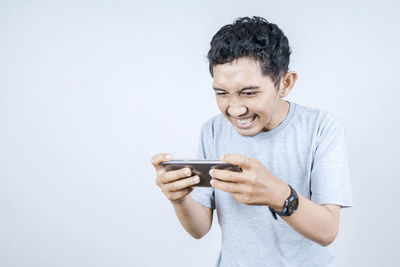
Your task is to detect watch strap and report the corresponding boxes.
[269,184,298,220]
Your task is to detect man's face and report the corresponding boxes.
[212,57,285,136]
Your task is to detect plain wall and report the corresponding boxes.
[1,0,399,266]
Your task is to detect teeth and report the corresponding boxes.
[236,116,255,125]
[238,118,252,124]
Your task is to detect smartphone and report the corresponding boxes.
[161,160,242,187]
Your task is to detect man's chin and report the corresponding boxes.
[234,126,261,136]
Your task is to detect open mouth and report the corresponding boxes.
[232,115,257,129]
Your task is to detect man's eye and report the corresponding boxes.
[243,92,257,96]
[216,92,227,95]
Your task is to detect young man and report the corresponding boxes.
[151,16,352,266]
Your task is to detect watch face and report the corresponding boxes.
[288,198,299,212]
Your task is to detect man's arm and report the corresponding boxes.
[209,154,341,246]
[266,184,340,246]
[279,193,340,246]
[152,153,213,239]
[172,195,213,239]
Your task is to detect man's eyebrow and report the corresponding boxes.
[213,86,260,92]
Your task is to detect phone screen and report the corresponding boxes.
[161,160,242,187]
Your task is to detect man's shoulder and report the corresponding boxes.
[293,103,346,144]
[294,102,344,129]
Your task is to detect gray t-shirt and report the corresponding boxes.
[191,102,353,267]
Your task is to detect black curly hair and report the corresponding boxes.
[207,16,291,88]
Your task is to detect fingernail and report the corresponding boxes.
[166,154,172,160]
[209,169,213,176]
[210,179,214,186]
[193,176,199,183]
[184,168,191,176]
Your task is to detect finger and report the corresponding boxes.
[209,168,245,183]
[220,154,253,169]
[164,175,200,192]
[161,167,192,184]
[151,153,172,175]
[210,178,242,193]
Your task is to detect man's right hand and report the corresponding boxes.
[151,153,200,203]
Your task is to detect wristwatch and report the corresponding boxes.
[269,184,299,220]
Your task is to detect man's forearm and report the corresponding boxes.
[172,195,213,239]
[279,193,340,246]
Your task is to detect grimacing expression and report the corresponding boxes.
[212,57,285,136]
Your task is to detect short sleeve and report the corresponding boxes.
[310,115,353,208]
[190,120,216,210]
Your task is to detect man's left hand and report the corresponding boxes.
[209,154,290,210]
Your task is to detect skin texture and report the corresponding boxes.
[152,57,341,246]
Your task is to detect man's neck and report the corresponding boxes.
[266,100,290,131]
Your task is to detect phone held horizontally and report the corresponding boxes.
[161,160,242,187]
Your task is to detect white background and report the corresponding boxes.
[1,0,399,266]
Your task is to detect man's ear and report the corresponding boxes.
[279,71,298,98]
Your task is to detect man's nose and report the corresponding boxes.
[227,104,248,117]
